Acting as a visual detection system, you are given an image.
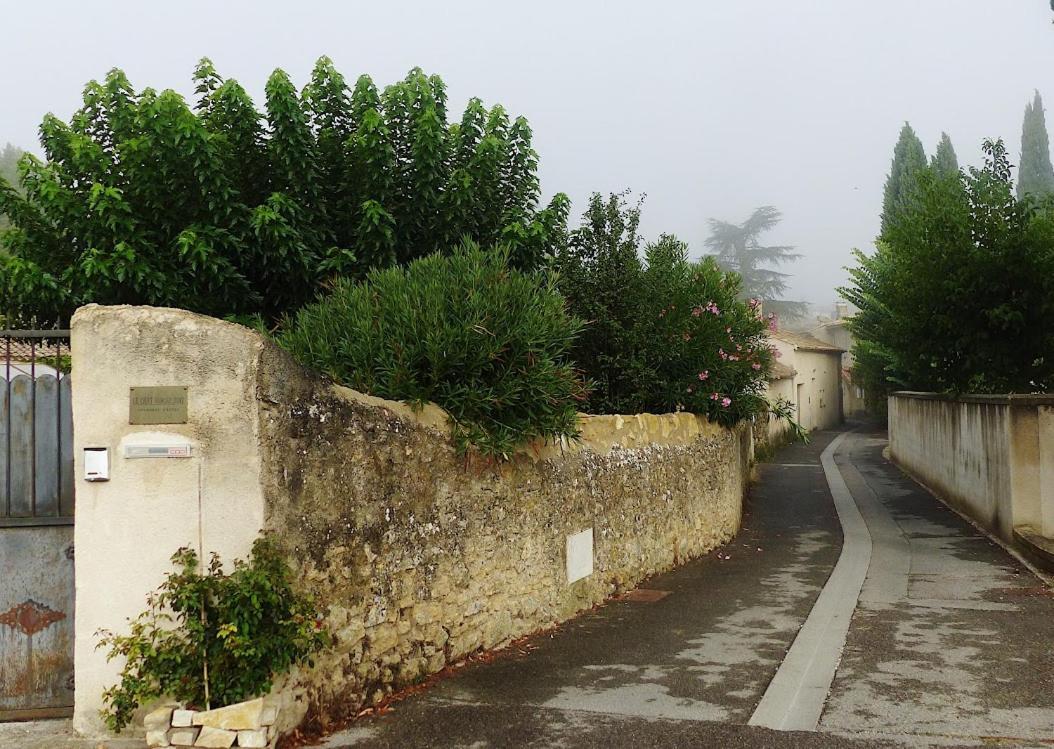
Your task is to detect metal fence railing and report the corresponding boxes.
[0,330,73,527]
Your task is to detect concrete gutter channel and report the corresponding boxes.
[748,430,871,732]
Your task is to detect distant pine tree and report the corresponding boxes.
[1017,90,1054,199]
[705,206,806,320]
[931,132,959,177]
[881,122,927,237]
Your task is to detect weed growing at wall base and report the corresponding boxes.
[97,538,327,732]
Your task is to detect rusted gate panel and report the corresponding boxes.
[0,332,74,720]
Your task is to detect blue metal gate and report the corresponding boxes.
[0,331,74,720]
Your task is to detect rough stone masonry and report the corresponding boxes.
[256,335,753,733]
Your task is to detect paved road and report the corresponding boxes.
[313,425,1054,748]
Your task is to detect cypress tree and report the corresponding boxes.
[881,122,927,237]
[1017,90,1054,199]
[931,132,959,177]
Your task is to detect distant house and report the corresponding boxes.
[769,329,844,431]
[809,303,866,417]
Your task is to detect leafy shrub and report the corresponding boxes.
[98,538,327,732]
[555,193,775,425]
[279,241,587,457]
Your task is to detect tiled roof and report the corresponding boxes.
[0,339,68,364]
[771,329,844,354]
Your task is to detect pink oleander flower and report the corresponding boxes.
[752,362,762,370]
[725,326,732,333]
[710,392,719,401]
[721,397,732,408]
[729,354,739,361]
[692,306,703,317]
[748,298,760,308]
[698,370,709,380]
[719,348,728,360]
[768,318,778,332]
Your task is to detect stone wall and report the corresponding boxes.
[71,305,753,738]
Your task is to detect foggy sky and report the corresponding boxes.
[4,1,1054,310]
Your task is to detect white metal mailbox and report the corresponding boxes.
[83,447,109,481]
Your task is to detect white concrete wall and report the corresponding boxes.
[810,321,867,417]
[842,377,868,418]
[71,305,268,736]
[762,376,796,443]
[770,340,842,432]
[888,393,1054,542]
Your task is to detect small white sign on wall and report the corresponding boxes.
[566,528,594,584]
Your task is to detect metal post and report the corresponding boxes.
[55,338,62,517]
[5,335,10,519]
[30,340,36,518]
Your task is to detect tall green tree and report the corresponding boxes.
[931,132,959,177]
[881,122,927,236]
[1017,90,1054,199]
[842,138,1054,398]
[0,59,569,326]
[555,192,775,422]
[704,206,806,320]
[553,192,647,413]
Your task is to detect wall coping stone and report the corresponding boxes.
[329,381,726,460]
[891,391,1054,407]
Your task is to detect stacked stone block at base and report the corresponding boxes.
[145,697,280,748]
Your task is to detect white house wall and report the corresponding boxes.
[770,339,842,432]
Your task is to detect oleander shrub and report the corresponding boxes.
[279,240,587,457]
[97,538,327,732]
[555,193,775,425]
